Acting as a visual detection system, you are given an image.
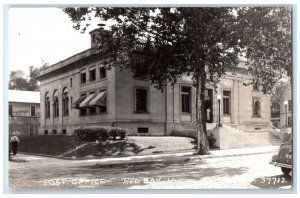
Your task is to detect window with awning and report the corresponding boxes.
[89,90,107,107]
[72,95,87,109]
[79,93,96,108]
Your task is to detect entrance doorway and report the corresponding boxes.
[204,89,213,123]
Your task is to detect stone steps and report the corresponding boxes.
[223,125,281,149]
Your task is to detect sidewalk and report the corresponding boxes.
[13,145,279,167]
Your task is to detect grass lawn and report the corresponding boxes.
[18,135,83,156]
[17,136,196,158]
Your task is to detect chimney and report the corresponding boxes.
[89,24,106,48]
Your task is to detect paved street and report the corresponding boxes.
[8,152,292,190]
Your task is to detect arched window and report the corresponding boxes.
[62,88,69,116]
[45,92,50,118]
[53,90,59,117]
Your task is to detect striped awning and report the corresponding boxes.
[72,95,86,109]
[79,93,96,108]
[89,91,107,107]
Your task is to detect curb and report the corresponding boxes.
[17,148,277,166]
[18,152,77,160]
[18,149,195,161]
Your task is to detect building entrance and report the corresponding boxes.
[204,89,213,123]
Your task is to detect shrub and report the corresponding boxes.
[110,127,128,140]
[75,127,85,141]
[208,133,216,149]
[99,126,110,141]
[75,126,128,142]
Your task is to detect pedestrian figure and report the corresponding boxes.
[10,132,20,155]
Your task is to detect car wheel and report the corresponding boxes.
[281,167,291,175]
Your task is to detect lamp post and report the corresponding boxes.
[284,100,288,127]
[217,94,222,127]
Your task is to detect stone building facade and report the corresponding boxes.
[37,28,271,136]
[9,90,40,136]
[280,86,292,128]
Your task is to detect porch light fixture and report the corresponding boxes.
[284,100,288,127]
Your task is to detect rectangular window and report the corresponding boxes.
[253,80,259,91]
[44,130,48,135]
[138,127,149,133]
[62,129,67,134]
[80,93,87,116]
[223,90,231,115]
[181,86,191,113]
[135,88,148,112]
[288,117,292,127]
[80,70,86,84]
[99,89,107,113]
[89,92,97,115]
[70,78,72,87]
[52,130,57,135]
[29,123,34,136]
[89,67,96,82]
[288,100,292,111]
[9,105,13,116]
[253,97,261,116]
[100,67,107,79]
[30,106,36,117]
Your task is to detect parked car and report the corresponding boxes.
[270,137,292,175]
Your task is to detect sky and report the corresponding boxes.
[8,7,99,76]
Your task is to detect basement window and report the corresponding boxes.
[44,130,48,135]
[138,127,149,133]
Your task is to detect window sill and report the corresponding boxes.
[134,111,149,114]
[80,112,108,116]
[252,115,261,118]
[223,114,231,116]
[80,78,107,87]
[181,112,191,115]
[252,90,260,92]
[99,77,107,81]
[88,114,97,116]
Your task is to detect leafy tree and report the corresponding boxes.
[27,66,41,91]
[9,70,29,90]
[63,7,291,155]
[9,63,46,91]
[270,76,291,118]
[237,7,291,93]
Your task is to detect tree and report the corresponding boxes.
[63,7,291,155]
[9,70,29,90]
[270,76,291,118]
[237,7,291,93]
[9,64,46,91]
[28,66,41,91]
